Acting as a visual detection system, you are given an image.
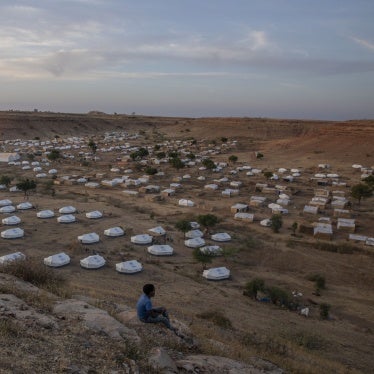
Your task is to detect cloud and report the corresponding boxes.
[351,36,374,51]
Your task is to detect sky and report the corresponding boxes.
[0,0,373,120]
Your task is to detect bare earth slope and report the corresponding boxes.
[0,111,373,373]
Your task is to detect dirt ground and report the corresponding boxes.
[0,111,373,373]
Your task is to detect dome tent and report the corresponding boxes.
[59,205,76,214]
[203,266,230,280]
[37,210,55,218]
[0,251,26,264]
[116,260,143,274]
[1,227,24,239]
[78,232,100,244]
[104,226,125,237]
[211,232,231,242]
[17,202,33,210]
[57,214,76,223]
[2,215,21,225]
[0,205,16,213]
[184,237,206,248]
[44,252,71,267]
[86,210,103,219]
[80,254,105,269]
[147,245,174,256]
[131,234,153,245]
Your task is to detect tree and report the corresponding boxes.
[228,155,238,164]
[221,137,228,143]
[88,139,97,154]
[351,183,373,204]
[291,222,298,235]
[145,166,158,175]
[270,214,283,233]
[244,278,265,300]
[156,151,166,159]
[202,158,215,170]
[197,214,219,234]
[175,220,192,238]
[16,179,37,198]
[186,153,196,160]
[0,175,12,188]
[319,303,331,319]
[256,152,264,159]
[263,171,273,179]
[47,149,60,161]
[363,175,374,187]
[169,157,184,169]
[192,247,213,270]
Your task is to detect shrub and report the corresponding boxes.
[307,274,326,290]
[1,259,66,292]
[244,278,265,299]
[145,166,158,175]
[266,286,291,307]
[319,303,331,319]
[196,310,232,329]
[47,149,60,160]
[270,214,283,233]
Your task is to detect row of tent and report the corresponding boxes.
[0,251,230,280]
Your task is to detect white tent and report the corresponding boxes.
[131,234,153,245]
[59,205,76,214]
[190,221,200,229]
[184,237,206,248]
[185,229,204,239]
[211,232,231,242]
[104,226,125,237]
[200,245,223,256]
[0,199,12,207]
[148,226,166,236]
[116,260,143,274]
[37,210,55,218]
[178,199,194,207]
[86,210,103,219]
[0,205,16,213]
[0,153,20,163]
[78,232,100,244]
[260,219,271,227]
[0,251,25,264]
[1,227,24,239]
[2,215,21,225]
[203,267,230,280]
[17,202,33,210]
[147,244,174,256]
[44,252,71,267]
[57,214,76,223]
[80,255,105,269]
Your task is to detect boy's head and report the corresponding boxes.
[143,283,155,296]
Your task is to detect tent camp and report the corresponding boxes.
[200,245,223,256]
[148,226,166,236]
[0,199,12,207]
[0,153,20,163]
[80,255,105,269]
[44,252,71,267]
[185,229,204,239]
[203,266,230,280]
[116,260,143,274]
[178,199,194,207]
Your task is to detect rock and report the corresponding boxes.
[148,347,178,373]
[0,293,58,330]
[53,299,140,344]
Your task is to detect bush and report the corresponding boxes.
[244,278,265,299]
[145,166,158,175]
[270,214,283,233]
[307,274,326,290]
[1,259,65,292]
[197,310,232,329]
[319,303,331,319]
[266,286,291,307]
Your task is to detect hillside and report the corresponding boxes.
[0,111,373,373]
